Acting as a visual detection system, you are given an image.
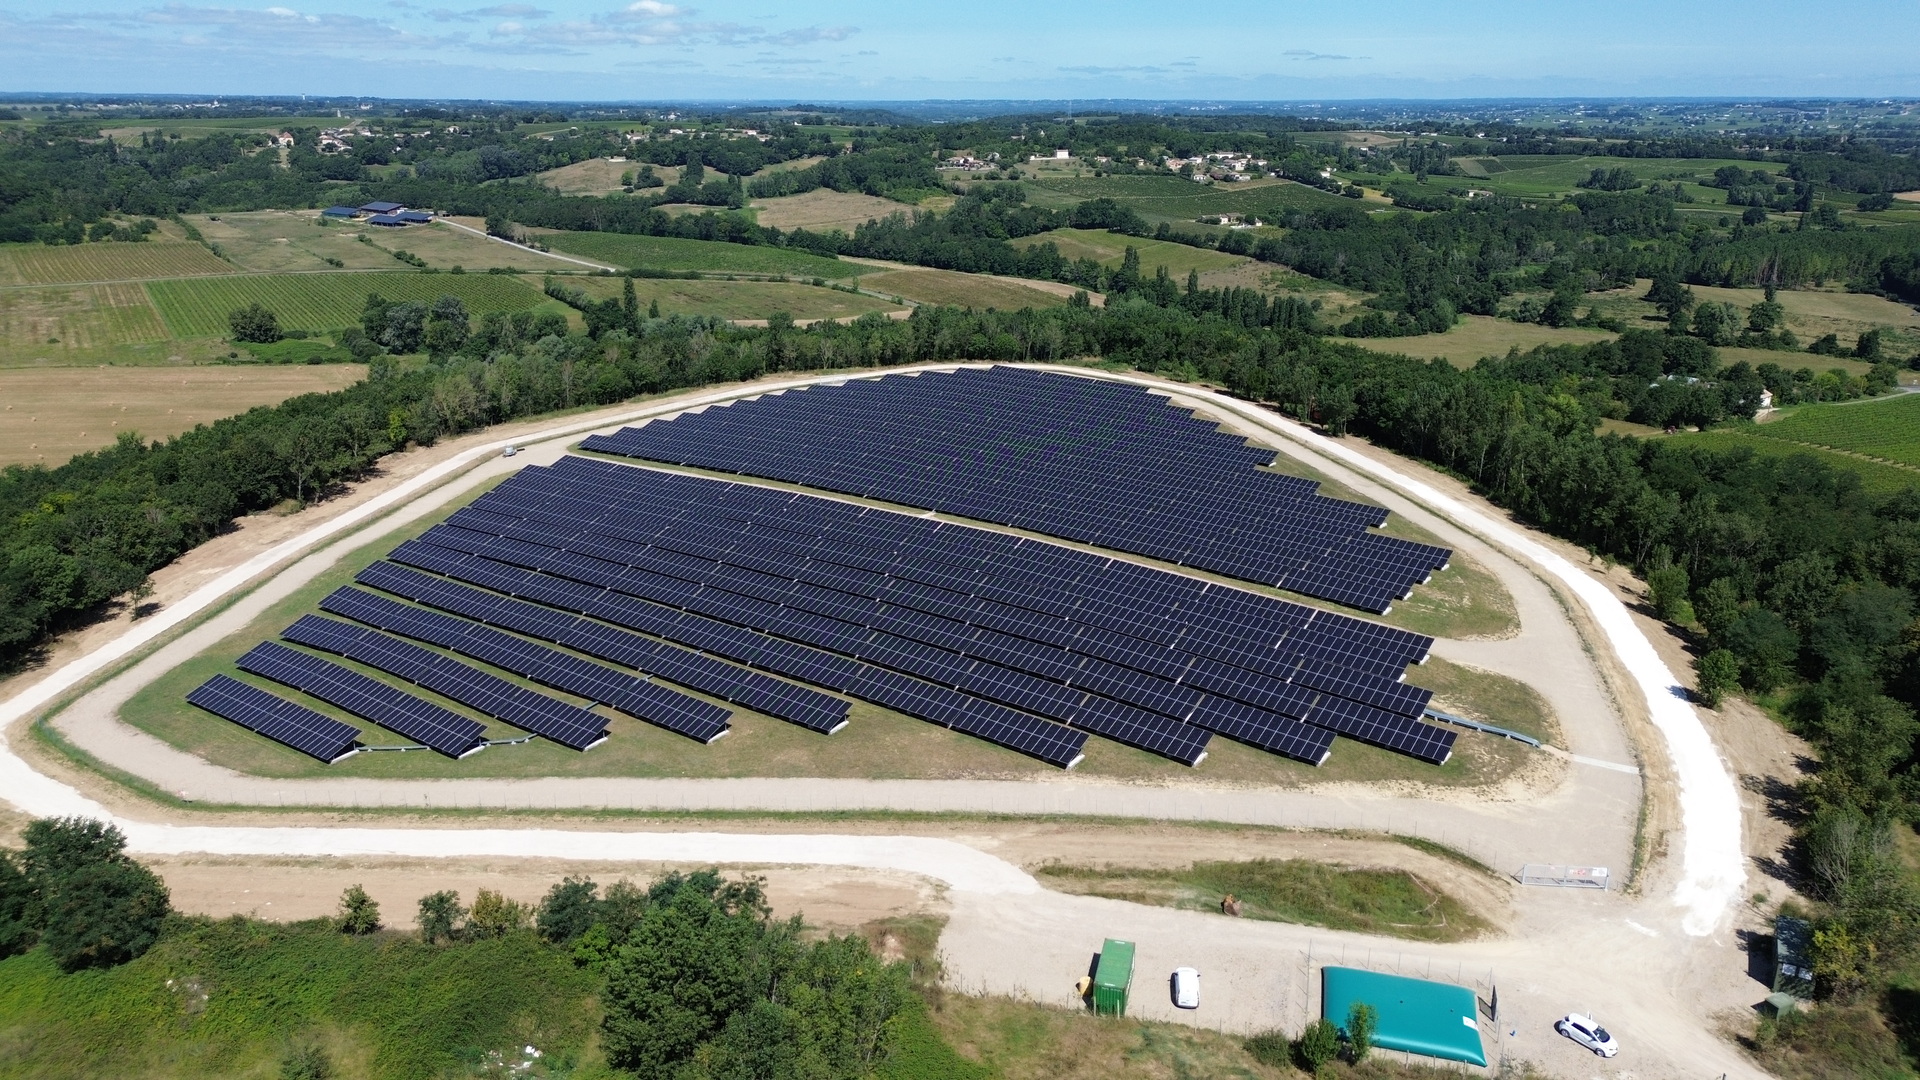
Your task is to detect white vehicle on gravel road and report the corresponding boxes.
[1557,1013,1618,1057]
[1171,967,1199,1009]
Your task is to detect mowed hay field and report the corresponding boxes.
[1749,393,1920,469]
[0,282,171,364]
[147,271,548,336]
[539,231,873,279]
[1010,227,1248,277]
[750,189,906,233]
[0,239,235,286]
[1587,278,1920,356]
[858,268,1068,309]
[0,364,365,466]
[568,275,903,321]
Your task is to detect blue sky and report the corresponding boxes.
[0,0,1915,101]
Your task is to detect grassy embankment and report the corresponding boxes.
[1033,858,1490,942]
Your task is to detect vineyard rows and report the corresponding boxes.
[541,231,869,279]
[0,240,235,287]
[1755,393,1920,469]
[145,272,550,338]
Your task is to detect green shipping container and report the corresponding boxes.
[1092,939,1135,1016]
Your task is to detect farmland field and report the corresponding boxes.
[1666,428,1919,494]
[538,230,873,279]
[0,364,365,466]
[195,212,572,273]
[0,239,235,286]
[1010,227,1248,277]
[1023,174,1352,223]
[0,282,171,364]
[1747,393,1920,468]
[1423,156,1789,202]
[1585,278,1920,358]
[567,275,903,321]
[750,189,905,233]
[857,268,1068,309]
[147,271,549,337]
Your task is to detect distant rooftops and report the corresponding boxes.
[359,200,405,214]
[396,210,433,223]
[321,206,358,218]
[367,214,406,227]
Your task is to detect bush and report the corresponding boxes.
[1243,1029,1292,1067]
[1346,1001,1378,1063]
[280,1043,333,1080]
[229,302,283,343]
[336,884,380,935]
[1696,649,1740,708]
[1647,565,1694,624]
[1296,1018,1340,1071]
[417,890,465,944]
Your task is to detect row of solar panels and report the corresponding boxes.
[393,460,1454,766]
[580,367,1451,612]
[512,457,1433,674]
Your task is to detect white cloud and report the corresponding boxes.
[626,0,679,15]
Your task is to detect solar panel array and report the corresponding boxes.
[373,455,1453,767]
[353,562,849,735]
[318,586,732,744]
[581,366,1451,613]
[281,615,614,751]
[186,674,363,763]
[237,640,489,757]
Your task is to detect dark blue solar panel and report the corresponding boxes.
[236,640,486,757]
[187,674,362,763]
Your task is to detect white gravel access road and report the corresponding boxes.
[1051,367,1744,937]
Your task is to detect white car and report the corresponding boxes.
[1171,967,1200,1009]
[1556,1013,1618,1057]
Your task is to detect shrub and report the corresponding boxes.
[1296,1018,1340,1071]
[1346,1001,1378,1063]
[280,1043,333,1080]
[417,890,465,944]
[336,884,380,935]
[1696,649,1740,708]
[1646,565,1694,624]
[467,888,531,937]
[1243,1029,1292,1067]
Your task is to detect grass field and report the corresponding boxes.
[857,268,1068,309]
[538,231,873,279]
[1663,429,1920,494]
[113,475,1540,792]
[534,157,680,195]
[1010,228,1249,277]
[0,282,171,364]
[567,275,904,321]
[1021,174,1352,224]
[1746,393,1920,469]
[0,364,365,466]
[1586,279,1920,359]
[750,189,906,233]
[1369,314,1616,367]
[0,239,235,286]
[1034,857,1489,942]
[147,272,549,336]
[1427,155,1787,202]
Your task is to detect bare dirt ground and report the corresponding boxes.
[151,855,943,932]
[142,823,1505,936]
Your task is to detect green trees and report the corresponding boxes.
[1295,1017,1340,1071]
[228,302,283,343]
[0,817,171,971]
[597,871,913,1080]
[1346,1001,1378,1063]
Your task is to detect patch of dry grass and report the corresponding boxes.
[859,269,1068,310]
[751,189,907,233]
